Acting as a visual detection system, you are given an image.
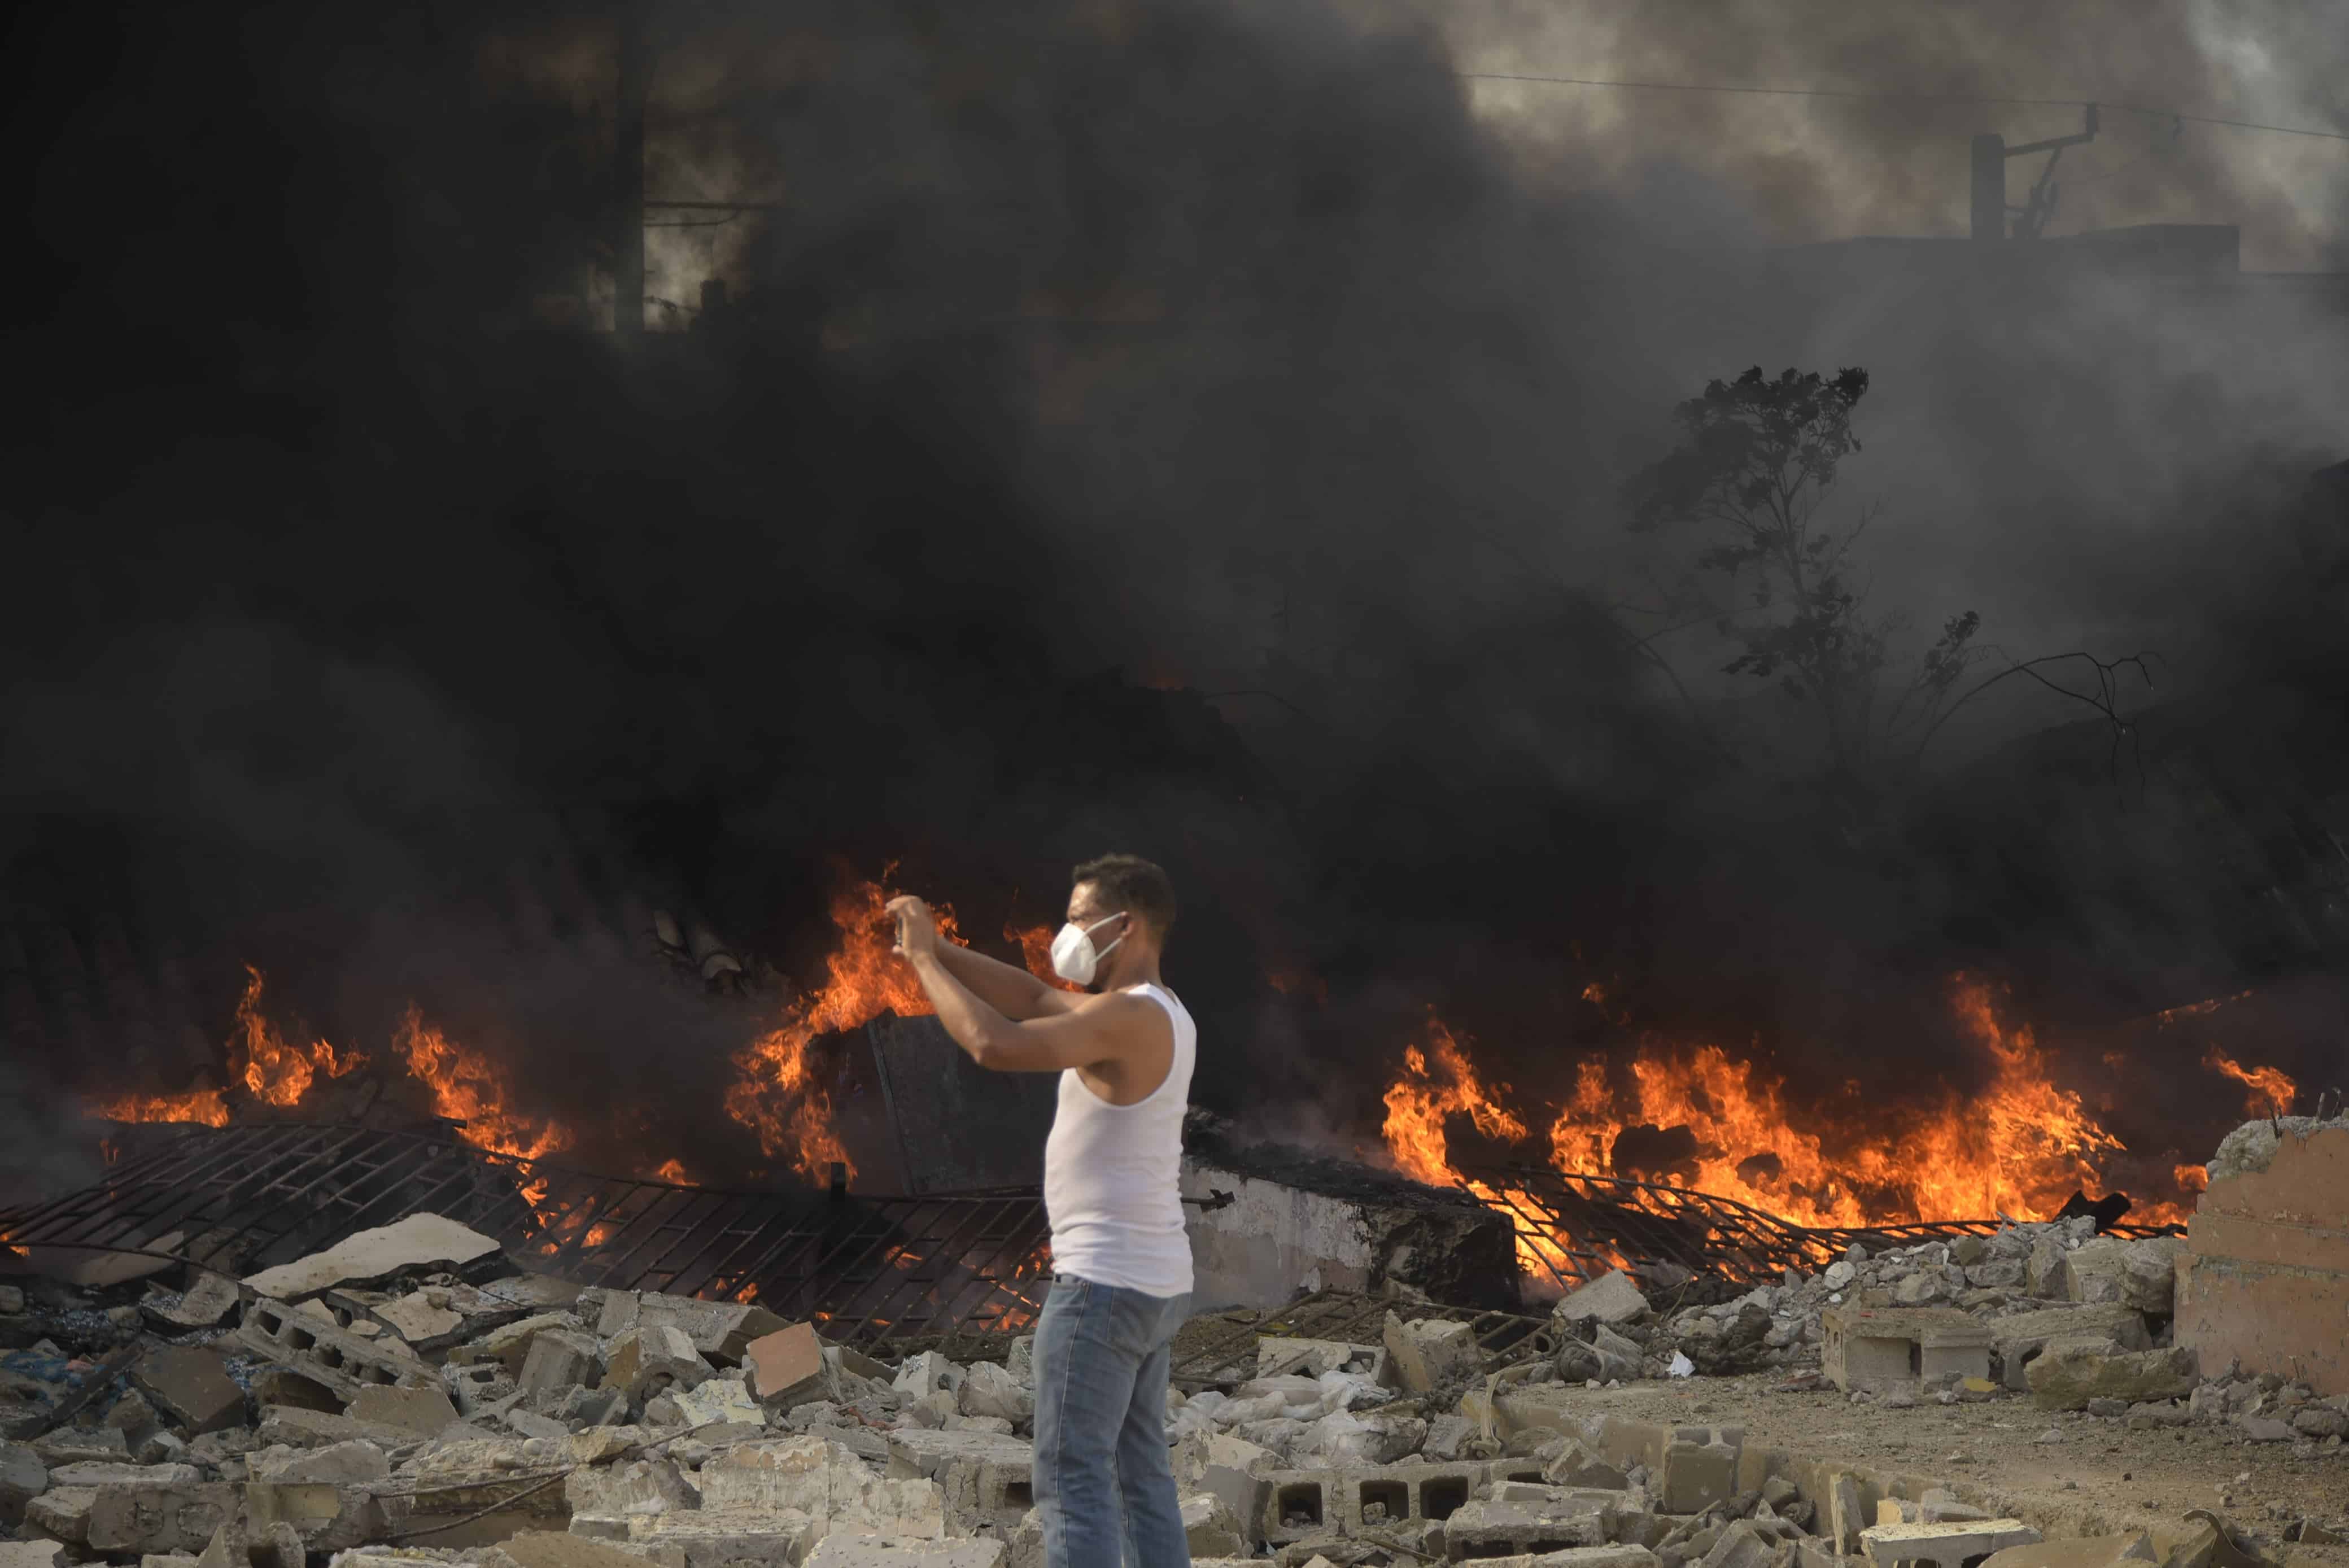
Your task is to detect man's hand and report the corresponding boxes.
[885,895,942,962]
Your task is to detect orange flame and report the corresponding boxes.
[232,966,365,1107]
[2203,1047,2295,1119]
[1380,1015,1527,1186]
[726,879,964,1181]
[394,1004,570,1165]
[2174,1162,2209,1193]
[91,1086,230,1126]
[1383,975,2192,1257]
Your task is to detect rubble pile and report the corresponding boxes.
[1,1204,2340,1568]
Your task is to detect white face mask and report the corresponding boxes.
[1049,912,1128,986]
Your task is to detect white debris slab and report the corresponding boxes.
[1861,1520,2042,1568]
[241,1215,502,1300]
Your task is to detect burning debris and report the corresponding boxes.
[0,1114,2338,1568]
[1376,979,2308,1237]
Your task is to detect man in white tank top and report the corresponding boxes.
[888,854,1195,1568]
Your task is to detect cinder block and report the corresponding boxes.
[884,1430,1033,1533]
[237,1299,437,1401]
[1661,1440,1739,1514]
[1485,1458,1550,1488]
[1823,1309,1992,1395]
[84,1480,239,1554]
[1438,1497,1605,1559]
[1335,1461,1489,1530]
[1260,1469,1339,1545]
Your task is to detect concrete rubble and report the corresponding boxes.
[2,1110,2343,1568]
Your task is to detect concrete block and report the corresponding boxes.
[150,1277,237,1333]
[2025,1343,2198,1411]
[449,1313,583,1374]
[696,1436,944,1536]
[1860,1520,2041,1568]
[49,1463,204,1490]
[500,1529,677,1568]
[243,1480,387,1550]
[255,1406,414,1451]
[1822,1309,1991,1394]
[237,1298,436,1400]
[348,1279,534,1352]
[1383,1313,1483,1395]
[608,1294,791,1365]
[1182,1492,1247,1557]
[346,1383,460,1436]
[623,1509,813,1568]
[29,1430,128,1465]
[369,1292,465,1347]
[1337,1460,1489,1530]
[192,1517,305,1568]
[672,1377,763,1429]
[2064,1239,2185,1316]
[1538,1552,1663,1568]
[132,1346,249,1436]
[884,1429,1034,1532]
[1985,1307,2149,1391]
[0,1440,45,1526]
[1826,1472,1867,1553]
[85,1482,240,1555]
[1544,1440,1630,1490]
[892,1352,966,1401]
[25,1486,96,1546]
[1439,1497,1606,1558]
[241,1213,503,1300]
[2177,1119,2349,1396]
[1263,1469,1342,1544]
[1555,1270,1651,1325]
[602,1325,713,1401]
[1177,1430,1273,1538]
[519,1330,602,1398]
[1661,1441,1739,1514]
[957,1361,1032,1425]
[565,1458,698,1520]
[0,1543,65,1568]
[247,1440,390,1486]
[744,1323,831,1407]
[1703,1519,1788,1568]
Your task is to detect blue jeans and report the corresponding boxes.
[1031,1276,1193,1568]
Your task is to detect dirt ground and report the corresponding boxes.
[1560,1373,2349,1566]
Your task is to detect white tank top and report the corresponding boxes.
[1041,982,1196,1297]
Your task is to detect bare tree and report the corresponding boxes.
[1622,365,2135,794]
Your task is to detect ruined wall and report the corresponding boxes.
[2176,1116,2349,1395]
[1178,1154,1519,1313]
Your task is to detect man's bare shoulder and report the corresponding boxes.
[1068,988,1171,1041]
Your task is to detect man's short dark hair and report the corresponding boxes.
[1072,853,1177,936]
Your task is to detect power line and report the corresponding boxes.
[1453,71,2349,145]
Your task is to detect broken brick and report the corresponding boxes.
[743,1322,826,1408]
[130,1347,246,1437]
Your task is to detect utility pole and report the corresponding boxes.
[1970,105,2098,243]
[612,1,651,337]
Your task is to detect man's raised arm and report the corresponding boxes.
[924,938,1083,1020]
[889,894,1157,1075]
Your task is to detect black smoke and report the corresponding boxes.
[2,0,2343,1205]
